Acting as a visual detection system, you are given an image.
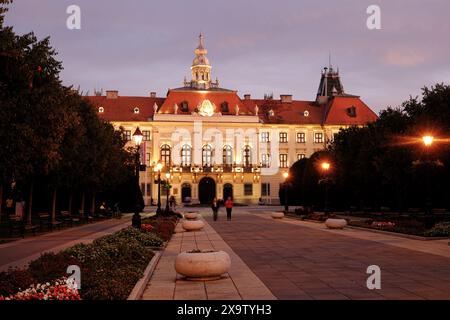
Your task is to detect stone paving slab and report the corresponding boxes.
[261,213,450,259]
[206,208,450,300]
[141,213,276,300]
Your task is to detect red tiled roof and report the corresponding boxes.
[85,93,378,126]
[245,99,324,124]
[158,89,255,115]
[323,96,378,125]
[85,96,165,122]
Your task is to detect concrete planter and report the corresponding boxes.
[325,218,347,229]
[184,212,199,220]
[271,212,285,219]
[182,219,205,231]
[175,250,231,281]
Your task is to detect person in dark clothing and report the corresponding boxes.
[211,198,220,221]
[225,197,233,221]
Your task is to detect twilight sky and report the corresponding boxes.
[4,0,450,113]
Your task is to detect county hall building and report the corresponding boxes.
[87,35,377,205]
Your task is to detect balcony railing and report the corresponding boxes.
[170,164,261,173]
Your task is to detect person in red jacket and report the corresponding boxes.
[225,197,233,221]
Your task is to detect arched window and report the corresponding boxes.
[160,144,171,167]
[221,102,229,113]
[243,145,252,166]
[202,145,213,166]
[180,101,189,112]
[223,145,233,165]
[134,107,140,114]
[98,106,104,113]
[181,144,192,166]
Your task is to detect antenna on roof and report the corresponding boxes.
[328,51,332,69]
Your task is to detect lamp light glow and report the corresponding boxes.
[321,162,331,171]
[132,127,143,146]
[422,135,434,147]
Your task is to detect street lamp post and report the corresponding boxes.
[422,135,434,215]
[154,162,163,216]
[321,161,331,215]
[283,171,289,214]
[164,172,171,215]
[132,127,143,229]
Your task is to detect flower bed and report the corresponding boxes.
[349,215,450,237]
[0,218,178,300]
[141,216,177,242]
[0,278,80,300]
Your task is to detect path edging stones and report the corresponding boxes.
[127,251,162,300]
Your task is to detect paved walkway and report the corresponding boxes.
[141,214,276,300]
[0,214,133,271]
[205,208,450,300]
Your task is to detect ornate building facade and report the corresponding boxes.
[87,35,378,205]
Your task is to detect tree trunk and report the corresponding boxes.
[51,188,57,223]
[27,181,34,225]
[80,191,85,218]
[68,190,73,215]
[90,192,96,216]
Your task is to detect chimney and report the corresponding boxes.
[150,92,156,98]
[106,90,118,99]
[244,94,251,100]
[280,94,293,103]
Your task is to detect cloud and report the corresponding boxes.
[382,49,427,67]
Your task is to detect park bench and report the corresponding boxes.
[78,210,94,223]
[38,213,62,231]
[60,211,83,227]
[8,218,38,238]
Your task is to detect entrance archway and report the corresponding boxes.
[181,183,192,203]
[223,183,233,201]
[198,177,216,204]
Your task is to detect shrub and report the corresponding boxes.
[80,265,145,300]
[64,232,154,300]
[141,217,177,241]
[27,252,82,283]
[0,269,34,296]
[112,227,164,247]
[424,222,450,237]
[3,226,157,300]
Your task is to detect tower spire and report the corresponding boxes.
[185,33,219,90]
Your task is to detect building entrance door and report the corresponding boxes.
[181,183,192,203]
[223,183,233,201]
[198,177,216,204]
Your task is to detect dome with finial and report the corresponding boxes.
[192,33,210,66]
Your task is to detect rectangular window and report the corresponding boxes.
[261,154,271,168]
[146,183,151,196]
[314,132,324,144]
[142,130,151,141]
[296,132,306,143]
[123,130,131,141]
[279,132,288,143]
[146,153,151,166]
[260,132,270,143]
[244,183,253,196]
[261,183,271,196]
[297,154,306,160]
[279,154,288,168]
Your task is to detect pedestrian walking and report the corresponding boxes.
[211,197,220,221]
[169,195,176,210]
[225,197,233,221]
